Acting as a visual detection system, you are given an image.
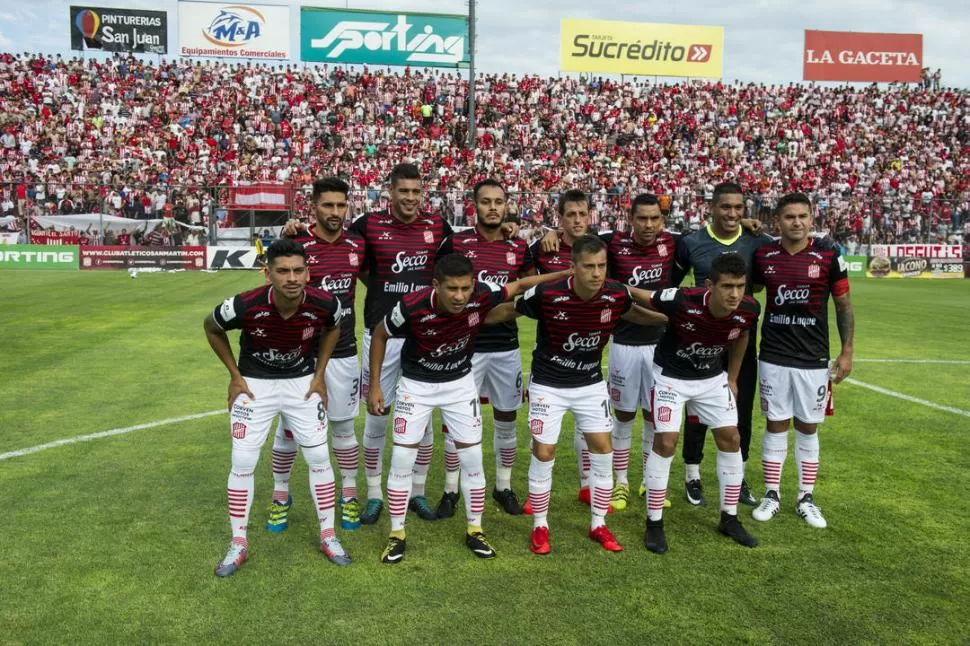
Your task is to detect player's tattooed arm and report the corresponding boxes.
[726,330,749,398]
[620,304,668,327]
[832,292,854,383]
[366,323,391,415]
[504,269,572,300]
[484,302,521,324]
[203,313,254,408]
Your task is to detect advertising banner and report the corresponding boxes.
[301,7,468,67]
[206,246,262,270]
[0,245,79,270]
[70,6,168,53]
[803,30,922,82]
[844,256,866,278]
[31,231,81,245]
[866,244,963,279]
[80,246,207,270]
[0,232,20,245]
[560,19,724,78]
[179,2,289,59]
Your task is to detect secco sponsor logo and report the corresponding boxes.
[430,335,471,358]
[628,265,664,286]
[562,332,601,353]
[390,251,429,274]
[773,284,811,306]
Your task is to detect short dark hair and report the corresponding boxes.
[265,238,307,266]
[473,178,505,201]
[558,189,590,214]
[571,234,607,261]
[712,182,744,204]
[773,192,813,217]
[434,253,474,281]
[389,163,421,187]
[630,193,660,216]
[312,177,349,202]
[709,253,747,284]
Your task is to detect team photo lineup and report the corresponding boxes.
[204,163,854,574]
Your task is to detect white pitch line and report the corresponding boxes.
[855,359,970,365]
[844,379,970,418]
[0,410,226,462]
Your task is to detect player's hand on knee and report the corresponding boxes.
[305,375,328,407]
[832,353,852,383]
[367,387,385,416]
[228,377,255,409]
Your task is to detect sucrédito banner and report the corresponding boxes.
[80,246,207,270]
[560,18,724,78]
[179,1,289,59]
[803,30,922,82]
[70,6,168,54]
[0,245,79,270]
[300,7,469,67]
[866,244,963,279]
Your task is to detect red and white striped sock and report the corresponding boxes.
[330,419,359,501]
[227,470,254,543]
[363,413,387,500]
[611,418,633,485]
[412,424,434,498]
[270,424,298,502]
[305,446,336,536]
[644,452,672,521]
[761,430,788,495]
[641,422,655,491]
[717,450,743,515]
[575,431,590,490]
[457,444,486,527]
[795,430,820,496]
[528,455,554,529]
[588,451,613,529]
[493,419,517,491]
[387,446,418,533]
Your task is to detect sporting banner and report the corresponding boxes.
[844,255,866,278]
[301,7,468,67]
[0,245,79,270]
[206,246,262,270]
[179,2,289,59]
[803,30,922,82]
[80,246,207,270]
[560,19,723,78]
[866,244,963,279]
[70,6,168,53]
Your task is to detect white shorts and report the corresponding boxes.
[759,360,830,425]
[527,380,614,445]
[393,374,482,445]
[472,349,523,411]
[608,342,656,413]
[361,328,404,406]
[230,375,328,449]
[651,367,737,433]
[325,355,360,421]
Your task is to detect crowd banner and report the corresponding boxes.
[803,30,922,83]
[866,244,963,279]
[301,7,468,67]
[0,245,79,270]
[31,231,81,245]
[560,19,724,78]
[179,2,289,59]
[206,246,262,270]
[844,256,866,278]
[80,246,207,270]
[71,6,168,53]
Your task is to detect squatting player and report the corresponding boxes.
[366,254,566,563]
[435,178,535,518]
[640,253,761,553]
[204,239,348,576]
[266,178,367,534]
[751,192,854,529]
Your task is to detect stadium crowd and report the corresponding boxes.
[0,52,967,247]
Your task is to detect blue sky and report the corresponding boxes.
[0,0,965,86]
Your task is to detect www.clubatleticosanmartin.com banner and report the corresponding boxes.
[866,244,964,279]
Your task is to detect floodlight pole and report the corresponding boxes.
[466,0,476,149]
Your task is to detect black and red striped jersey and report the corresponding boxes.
[650,287,760,380]
[528,234,573,275]
[289,225,364,359]
[752,238,850,368]
[383,281,507,383]
[347,210,454,330]
[602,230,679,346]
[212,285,342,380]
[515,277,633,387]
[437,229,534,352]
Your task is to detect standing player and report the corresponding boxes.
[367,255,566,563]
[640,253,762,553]
[674,182,773,507]
[751,193,854,529]
[435,179,534,517]
[265,178,366,533]
[508,235,667,554]
[204,239,348,576]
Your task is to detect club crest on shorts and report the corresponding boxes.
[468,312,480,327]
[393,417,407,435]
[728,328,741,340]
[657,243,668,257]
[601,309,612,323]
[424,231,434,244]
[507,252,517,265]
[231,421,247,439]
[808,264,820,279]
[530,418,544,435]
[656,406,672,423]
